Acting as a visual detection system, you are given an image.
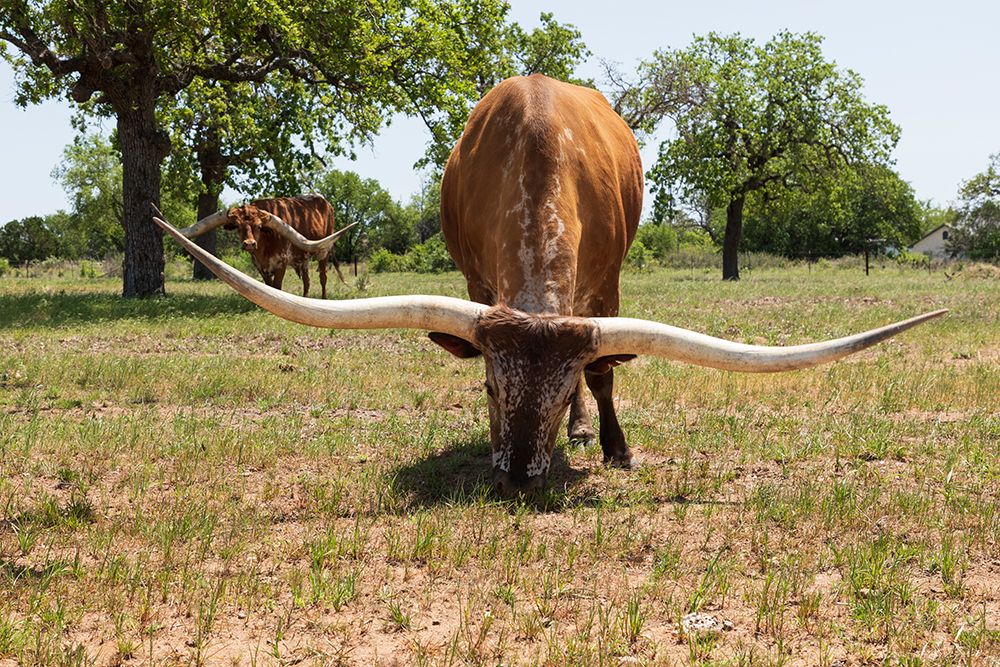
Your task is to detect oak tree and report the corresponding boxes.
[642,32,899,279]
[0,0,544,296]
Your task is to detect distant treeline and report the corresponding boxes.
[2,141,997,272]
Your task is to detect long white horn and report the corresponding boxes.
[152,203,229,238]
[153,213,485,339]
[263,212,358,253]
[593,310,947,372]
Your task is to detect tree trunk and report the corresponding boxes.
[192,129,227,280]
[118,96,170,298]
[722,194,745,281]
[192,191,221,280]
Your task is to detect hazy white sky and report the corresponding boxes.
[2,0,998,222]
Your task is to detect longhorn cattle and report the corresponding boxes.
[154,74,946,497]
[171,194,356,299]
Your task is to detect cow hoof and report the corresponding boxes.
[604,452,639,470]
[569,434,596,448]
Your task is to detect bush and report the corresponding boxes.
[635,223,678,261]
[625,240,650,270]
[369,247,408,274]
[406,235,455,273]
[79,260,100,278]
[895,250,930,268]
[0,258,8,277]
[370,235,456,274]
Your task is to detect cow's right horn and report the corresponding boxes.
[262,212,358,253]
[152,212,485,339]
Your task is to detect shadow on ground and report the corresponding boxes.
[391,435,590,510]
[0,290,257,330]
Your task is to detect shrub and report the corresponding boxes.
[406,235,455,273]
[635,224,678,261]
[368,236,455,274]
[369,247,406,274]
[79,260,99,278]
[625,240,650,270]
[0,258,8,277]
[895,250,930,268]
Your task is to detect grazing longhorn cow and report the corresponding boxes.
[154,74,945,497]
[172,194,356,299]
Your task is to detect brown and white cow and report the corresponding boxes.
[170,194,355,299]
[154,75,945,497]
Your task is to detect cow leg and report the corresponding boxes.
[299,263,310,297]
[567,376,595,446]
[271,266,287,291]
[318,259,328,299]
[584,368,635,468]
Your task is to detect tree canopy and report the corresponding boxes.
[1,0,583,296]
[0,215,61,264]
[315,169,409,262]
[641,31,899,279]
[949,153,1000,261]
[741,164,922,258]
[51,133,124,259]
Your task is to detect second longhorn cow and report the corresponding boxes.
[154,75,946,497]
[171,194,356,299]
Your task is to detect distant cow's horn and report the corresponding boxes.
[152,212,485,339]
[262,213,358,253]
[153,204,229,239]
[592,310,947,373]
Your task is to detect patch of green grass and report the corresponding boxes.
[0,261,997,664]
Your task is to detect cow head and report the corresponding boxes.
[226,205,274,253]
[431,307,634,496]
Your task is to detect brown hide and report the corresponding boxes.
[441,74,643,318]
[438,75,644,492]
[227,194,344,298]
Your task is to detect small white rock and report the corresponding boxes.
[680,612,734,637]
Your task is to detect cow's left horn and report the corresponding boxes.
[263,213,358,253]
[592,310,947,373]
[152,212,485,339]
[156,205,229,239]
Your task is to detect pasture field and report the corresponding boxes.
[0,261,998,666]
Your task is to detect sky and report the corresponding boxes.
[1,0,998,222]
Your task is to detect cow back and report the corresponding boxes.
[441,74,642,318]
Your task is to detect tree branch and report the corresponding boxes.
[0,27,87,76]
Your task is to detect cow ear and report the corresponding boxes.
[586,354,636,375]
[428,332,482,358]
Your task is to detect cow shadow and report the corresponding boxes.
[0,290,257,330]
[390,435,590,511]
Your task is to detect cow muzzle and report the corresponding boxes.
[243,240,257,251]
[492,468,546,499]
